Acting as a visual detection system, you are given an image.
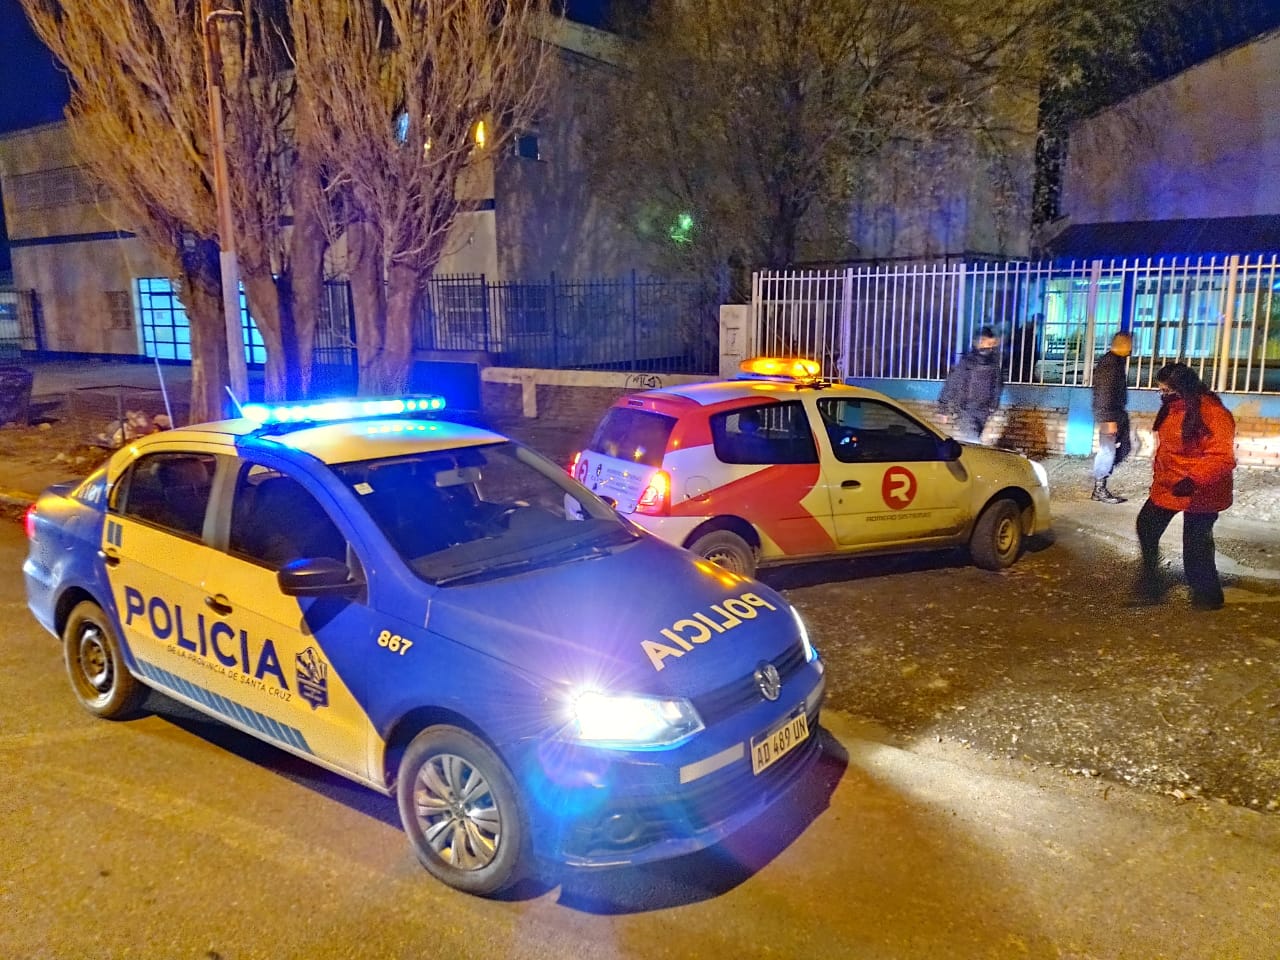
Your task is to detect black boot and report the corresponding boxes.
[1091,479,1125,504]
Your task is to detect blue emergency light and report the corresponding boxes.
[241,395,446,426]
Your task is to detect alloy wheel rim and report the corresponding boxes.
[413,753,501,871]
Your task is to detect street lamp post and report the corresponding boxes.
[199,0,249,405]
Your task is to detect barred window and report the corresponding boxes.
[134,277,264,364]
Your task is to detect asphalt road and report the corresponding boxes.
[4,520,1280,959]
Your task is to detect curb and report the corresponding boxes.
[0,488,36,509]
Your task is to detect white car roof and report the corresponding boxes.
[648,378,890,406]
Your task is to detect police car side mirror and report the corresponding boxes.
[278,557,364,597]
[599,495,618,510]
[938,438,963,461]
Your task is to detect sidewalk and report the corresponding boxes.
[4,359,1279,581]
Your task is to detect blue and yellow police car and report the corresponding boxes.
[24,396,827,895]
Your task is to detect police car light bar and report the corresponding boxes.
[241,395,446,426]
[737,357,822,382]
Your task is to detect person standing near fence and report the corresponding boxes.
[1133,362,1236,611]
[1091,331,1133,504]
[939,325,1003,443]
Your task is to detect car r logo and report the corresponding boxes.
[881,466,917,510]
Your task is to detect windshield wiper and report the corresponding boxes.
[433,541,612,587]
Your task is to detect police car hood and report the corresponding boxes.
[425,537,800,697]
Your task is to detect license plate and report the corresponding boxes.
[750,710,810,776]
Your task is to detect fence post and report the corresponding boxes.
[481,275,491,354]
[1082,259,1103,384]
[1216,254,1240,392]
[838,268,853,381]
[952,262,968,363]
[549,272,559,369]
[631,270,639,372]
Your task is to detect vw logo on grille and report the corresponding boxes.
[755,662,782,701]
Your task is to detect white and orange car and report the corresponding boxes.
[572,358,1052,577]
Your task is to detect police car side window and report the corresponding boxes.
[710,402,818,465]
[228,465,348,570]
[818,399,939,463]
[117,452,216,539]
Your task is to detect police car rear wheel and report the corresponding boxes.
[970,499,1023,570]
[397,726,527,896]
[689,530,756,577]
[63,600,145,719]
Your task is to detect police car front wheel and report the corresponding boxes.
[397,726,528,896]
[63,600,146,719]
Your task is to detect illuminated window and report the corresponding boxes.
[135,277,264,364]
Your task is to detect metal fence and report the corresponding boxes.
[0,288,42,359]
[415,272,721,374]
[753,255,1280,394]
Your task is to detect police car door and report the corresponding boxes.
[208,459,377,780]
[105,449,219,692]
[815,397,968,546]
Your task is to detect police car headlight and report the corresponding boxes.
[1030,459,1049,489]
[569,690,704,749]
[793,607,817,663]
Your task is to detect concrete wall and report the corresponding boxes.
[1062,30,1280,225]
[847,93,1037,259]
[492,48,656,281]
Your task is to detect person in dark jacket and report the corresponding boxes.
[1134,362,1236,611]
[1091,331,1133,503]
[939,326,1003,443]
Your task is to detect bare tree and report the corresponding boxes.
[584,0,1054,293]
[290,0,556,393]
[20,0,329,418]
[20,0,232,421]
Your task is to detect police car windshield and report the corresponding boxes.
[331,441,637,585]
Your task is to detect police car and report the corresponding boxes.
[23,396,825,895]
[571,358,1052,576]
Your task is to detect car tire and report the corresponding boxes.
[397,725,528,896]
[63,600,146,719]
[970,498,1023,570]
[689,529,757,577]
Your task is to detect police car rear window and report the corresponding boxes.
[587,408,676,468]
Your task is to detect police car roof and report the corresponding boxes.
[647,378,877,406]
[154,417,507,464]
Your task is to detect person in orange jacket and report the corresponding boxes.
[1134,362,1237,610]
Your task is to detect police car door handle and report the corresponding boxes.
[98,548,121,567]
[204,594,234,616]
[841,479,861,489]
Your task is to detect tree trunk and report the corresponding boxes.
[178,239,232,423]
[288,211,325,399]
[348,221,387,395]
[289,120,326,399]
[383,262,419,394]
[244,276,288,400]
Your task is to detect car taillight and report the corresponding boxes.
[636,470,670,516]
[24,504,37,540]
[569,451,583,480]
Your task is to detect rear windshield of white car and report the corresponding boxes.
[587,408,676,468]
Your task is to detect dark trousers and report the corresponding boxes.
[1135,499,1223,605]
[1093,412,1131,480]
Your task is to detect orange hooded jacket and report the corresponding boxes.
[1149,394,1236,513]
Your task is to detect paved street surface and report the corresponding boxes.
[3,364,1280,957]
[4,490,1280,957]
